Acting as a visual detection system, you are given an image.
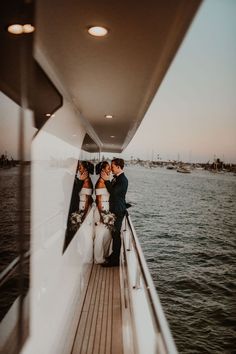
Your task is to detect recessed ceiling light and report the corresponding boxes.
[23,24,35,33]
[45,113,51,117]
[7,23,35,35]
[88,26,108,37]
[110,135,115,138]
[105,114,113,119]
[7,24,24,35]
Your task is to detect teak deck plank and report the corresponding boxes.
[105,269,113,354]
[112,268,123,354]
[98,268,109,354]
[72,265,99,353]
[80,266,102,353]
[71,265,123,354]
[86,267,104,353]
[93,268,107,354]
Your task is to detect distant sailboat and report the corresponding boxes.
[166,164,176,170]
[177,165,191,173]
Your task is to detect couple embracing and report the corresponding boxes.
[94,158,128,267]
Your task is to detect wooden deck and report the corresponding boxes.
[71,264,123,354]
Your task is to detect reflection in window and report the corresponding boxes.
[63,134,100,253]
[0,92,33,352]
[62,160,94,253]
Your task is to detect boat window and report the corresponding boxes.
[63,135,100,253]
[0,91,32,352]
[0,3,34,349]
[0,1,63,351]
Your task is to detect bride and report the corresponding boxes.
[94,161,113,264]
[74,160,94,263]
[63,160,93,253]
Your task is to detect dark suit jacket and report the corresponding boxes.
[105,172,128,214]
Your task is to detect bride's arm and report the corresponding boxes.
[96,179,105,220]
[83,179,92,215]
[100,171,112,193]
[104,180,112,193]
[96,194,103,212]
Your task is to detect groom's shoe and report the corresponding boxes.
[101,259,119,267]
[105,254,113,261]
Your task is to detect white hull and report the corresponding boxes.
[23,101,94,354]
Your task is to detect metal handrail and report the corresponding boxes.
[0,208,62,287]
[125,212,178,354]
[0,251,30,287]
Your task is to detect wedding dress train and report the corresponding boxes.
[76,187,94,263]
[94,188,112,264]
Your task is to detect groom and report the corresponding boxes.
[101,158,128,267]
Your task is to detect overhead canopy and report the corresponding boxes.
[0,1,63,129]
[36,0,201,152]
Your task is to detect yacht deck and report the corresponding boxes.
[71,264,123,354]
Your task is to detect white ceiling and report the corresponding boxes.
[35,0,201,152]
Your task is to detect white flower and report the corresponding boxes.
[100,211,116,231]
[69,210,85,231]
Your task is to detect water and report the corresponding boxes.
[0,167,19,272]
[126,166,236,354]
[1,165,235,352]
[0,166,30,320]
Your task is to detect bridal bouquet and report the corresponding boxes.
[100,211,116,231]
[69,210,84,232]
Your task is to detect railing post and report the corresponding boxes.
[127,232,132,252]
[125,215,132,251]
[133,266,141,290]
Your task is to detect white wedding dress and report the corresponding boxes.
[75,187,94,263]
[94,188,112,264]
[79,187,93,211]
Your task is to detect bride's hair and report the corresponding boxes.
[96,161,109,175]
[79,160,94,175]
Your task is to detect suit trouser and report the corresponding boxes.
[112,211,125,260]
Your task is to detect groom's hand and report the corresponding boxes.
[79,171,88,180]
[101,171,109,181]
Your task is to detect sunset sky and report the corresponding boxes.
[122,0,236,163]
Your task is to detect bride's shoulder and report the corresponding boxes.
[83,178,93,189]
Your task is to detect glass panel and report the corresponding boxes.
[0,92,35,352]
[62,135,99,253]
[0,3,63,351]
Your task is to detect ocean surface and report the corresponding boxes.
[0,165,235,353]
[126,166,236,354]
[0,166,30,320]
